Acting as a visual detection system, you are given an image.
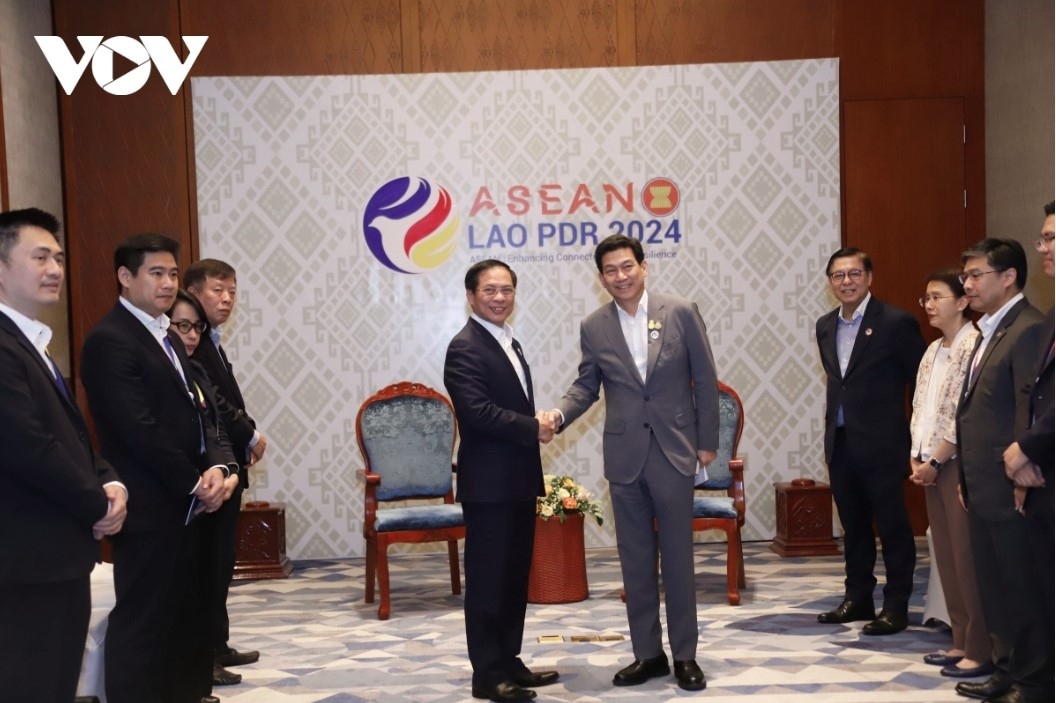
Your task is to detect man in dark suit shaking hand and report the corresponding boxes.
[444,259,559,703]
[0,208,126,703]
[81,234,239,703]
[543,235,719,692]
[815,247,925,635]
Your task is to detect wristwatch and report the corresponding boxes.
[928,457,944,470]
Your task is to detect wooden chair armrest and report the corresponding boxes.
[729,457,746,524]
[356,468,381,486]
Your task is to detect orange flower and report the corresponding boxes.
[562,497,578,510]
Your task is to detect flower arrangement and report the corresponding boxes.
[537,474,604,525]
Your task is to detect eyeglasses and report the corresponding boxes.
[828,269,864,283]
[958,270,1001,284]
[1035,233,1055,252]
[170,319,208,334]
[478,286,516,298]
[918,295,954,307]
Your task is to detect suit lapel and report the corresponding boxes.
[468,319,531,406]
[601,302,645,388]
[963,299,1028,402]
[645,296,667,380]
[0,316,81,413]
[510,338,534,409]
[114,304,193,400]
[818,310,839,375]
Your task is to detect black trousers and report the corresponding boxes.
[201,479,244,652]
[0,576,91,703]
[969,509,1050,693]
[105,523,212,703]
[462,500,536,689]
[827,428,916,610]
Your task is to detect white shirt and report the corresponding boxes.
[615,290,649,384]
[118,296,187,387]
[970,292,1024,381]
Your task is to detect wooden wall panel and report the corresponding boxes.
[838,0,983,102]
[52,0,193,382]
[418,0,620,72]
[182,0,403,76]
[634,0,835,66]
[843,98,967,330]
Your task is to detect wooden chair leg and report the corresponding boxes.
[447,540,462,595]
[737,535,746,589]
[726,526,742,605]
[364,536,376,604]
[376,538,391,620]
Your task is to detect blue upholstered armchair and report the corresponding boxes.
[692,381,747,604]
[356,381,464,620]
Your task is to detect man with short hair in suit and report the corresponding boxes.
[0,207,126,703]
[185,258,266,685]
[543,234,719,691]
[999,202,1055,703]
[815,247,926,636]
[954,238,1046,703]
[81,233,239,703]
[444,259,559,703]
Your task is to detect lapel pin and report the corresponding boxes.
[864,328,873,336]
[649,330,659,340]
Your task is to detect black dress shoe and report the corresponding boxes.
[471,680,538,702]
[213,662,243,686]
[74,697,101,703]
[983,687,1050,703]
[511,670,559,687]
[202,697,221,703]
[862,609,908,636]
[817,598,875,624]
[955,675,1011,700]
[216,645,260,667]
[613,654,670,686]
[673,660,707,691]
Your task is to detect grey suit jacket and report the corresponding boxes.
[557,291,719,483]
[957,297,1045,521]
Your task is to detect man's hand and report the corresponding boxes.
[248,433,268,465]
[92,484,128,539]
[1014,485,1029,515]
[697,449,717,467]
[1003,442,1030,480]
[1011,463,1045,488]
[536,411,554,443]
[194,467,227,513]
[221,473,240,501]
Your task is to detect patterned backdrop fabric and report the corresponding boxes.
[192,60,840,559]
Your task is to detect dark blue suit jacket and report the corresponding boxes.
[443,318,543,503]
[816,296,926,468]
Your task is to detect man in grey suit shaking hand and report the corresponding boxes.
[541,234,719,691]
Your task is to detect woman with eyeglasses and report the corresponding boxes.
[909,269,991,678]
[167,289,239,506]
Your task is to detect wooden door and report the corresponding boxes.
[843,98,967,534]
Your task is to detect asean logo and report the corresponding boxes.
[363,177,460,274]
[641,177,680,217]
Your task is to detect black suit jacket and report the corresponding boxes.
[1018,308,1054,478]
[957,297,1045,520]
[816,296,926,468]
[81,302,236,533]
[443,318,543,503]
[192,333,256,481]
[0,313,118,584]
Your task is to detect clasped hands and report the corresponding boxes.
[1003,442,1044,515]
[193,467,240,515]
[536,409,560,443]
